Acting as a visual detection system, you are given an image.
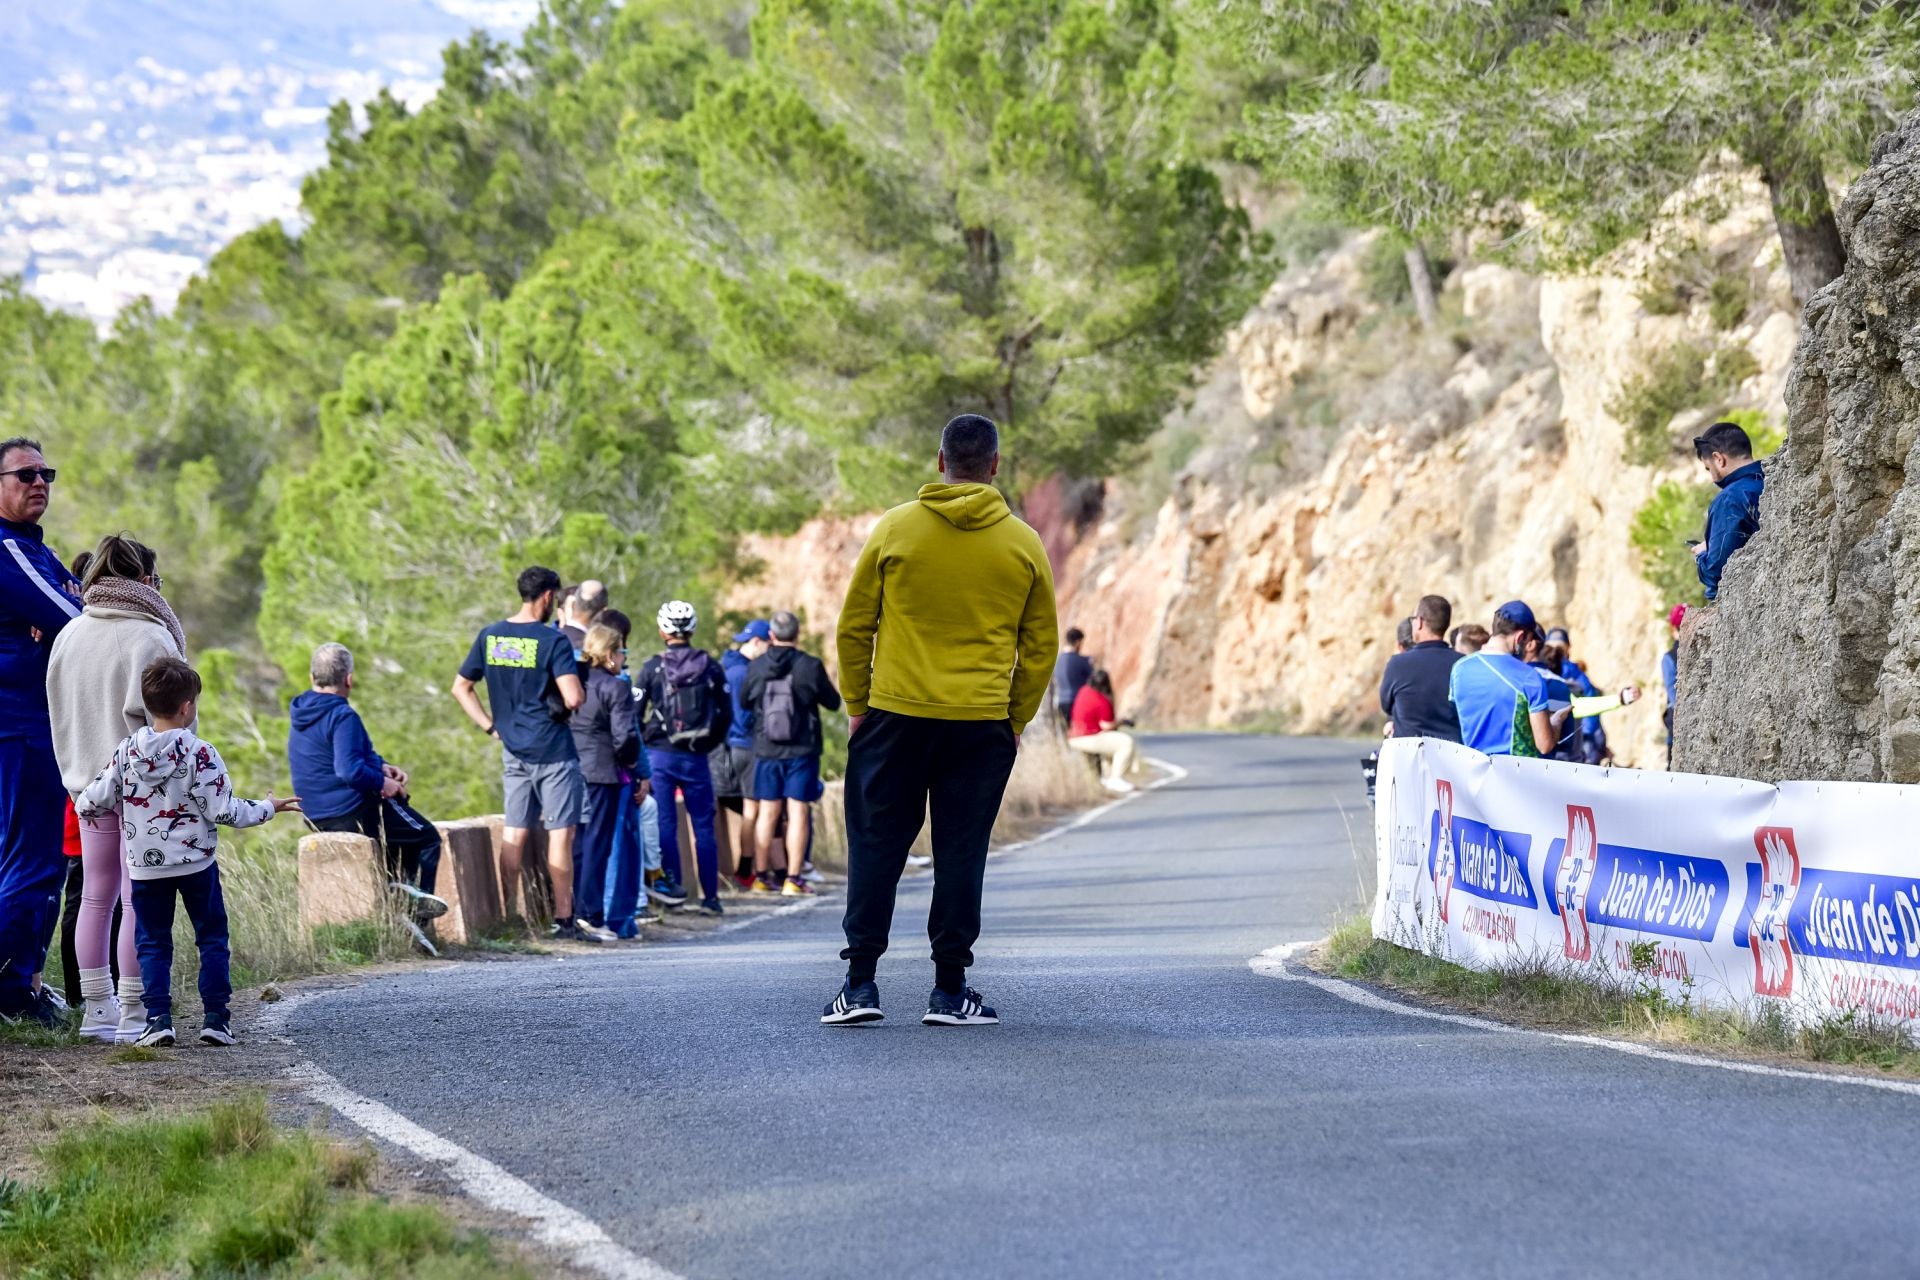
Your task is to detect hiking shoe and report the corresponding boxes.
[134,1015,176,1047]
[781,876,818,897]
[647,878,688,908]
[390,880,449,920]
[79,996,122,1043]
[689,897,724,917]
[822,979,884,1026]
[923,987,998,1027]
[576,920,619,943]
[199,1020,235,1047]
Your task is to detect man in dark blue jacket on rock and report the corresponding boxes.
[289,642,443,920]
[1694,421,1766,601]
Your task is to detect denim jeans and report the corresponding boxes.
[606,790,663,936]
[130,863,230,1023]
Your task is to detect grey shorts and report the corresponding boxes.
[709,744,756,799]
[502,751,586,831]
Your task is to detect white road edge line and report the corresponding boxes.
[290,1060,685,1280]
[270,749,1191,1276]
[1251,939,1920,1099]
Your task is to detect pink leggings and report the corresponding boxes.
[76,813,137,978]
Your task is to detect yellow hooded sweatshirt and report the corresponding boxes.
[837,483,1060,734]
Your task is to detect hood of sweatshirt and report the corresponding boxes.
[759,646,797,678]
[289,689,354,733]
[121,725,193,788]
[917,483,1011,531]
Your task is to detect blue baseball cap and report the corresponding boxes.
[733,619,772,643]
[1494,600,1537,629]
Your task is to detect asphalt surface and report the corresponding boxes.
[291,734,1920,1279]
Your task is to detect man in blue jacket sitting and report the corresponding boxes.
[1693,421,1766,601]
[289,643,444,922]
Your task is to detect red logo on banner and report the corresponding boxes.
[1750,826,1801,998]
[1556,805,1598,962]
[1433,780,1455,923]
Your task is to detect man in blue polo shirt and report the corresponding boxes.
[1449,601,1557,758]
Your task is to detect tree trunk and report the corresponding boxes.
[1760,147,1846,309]
[1405,245,1438,331]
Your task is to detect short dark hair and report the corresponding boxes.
[941,414,999,480]
[1693,421,1753,460]
[770,610,801,643]
[1416,595,1451,637]
[0,436,42,469]
[600,608,632,641]
[1064,627,1085,648]
[1089,667,1114,698]
[517,565,562,602]
[141,655,201,719]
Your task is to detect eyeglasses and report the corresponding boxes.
[4,467,55,485]
[150,574,164,589]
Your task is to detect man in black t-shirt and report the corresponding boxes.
[1378,594,1463,743]
[452,566,601,941]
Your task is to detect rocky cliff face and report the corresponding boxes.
[1676,112,1920,784]
[729,183,1803,771]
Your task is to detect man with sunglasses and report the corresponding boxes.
[0,438,83,1023]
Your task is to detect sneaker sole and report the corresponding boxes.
[821,1008,886,1026]
[199,1030,235,1046]
[921,1012,1000,1026]
[79,1023,119,1043]
[134,1032,176,1047]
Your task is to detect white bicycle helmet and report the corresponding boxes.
[656,599,698,636]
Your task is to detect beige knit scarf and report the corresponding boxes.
[84,578,186,655]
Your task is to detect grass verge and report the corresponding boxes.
[0,1094,530,1280]
[1319,916,1920,1077]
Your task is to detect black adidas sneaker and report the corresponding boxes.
[922,987,998,1027]
[821,979,884,1026]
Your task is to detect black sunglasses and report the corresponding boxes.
[4,467,55,485]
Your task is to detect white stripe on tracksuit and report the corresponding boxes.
[4,538,81,619]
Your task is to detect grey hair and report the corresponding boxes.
[311,642,355,689]
[770,610,801,642]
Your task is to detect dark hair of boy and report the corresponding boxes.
[141,656,202,719]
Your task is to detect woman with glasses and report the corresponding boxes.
[568,623,639,943]
[45,533,185,1043]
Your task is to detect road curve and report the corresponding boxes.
[289,734,1919,1279]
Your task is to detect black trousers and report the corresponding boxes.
[311,795,442,896]
[840,709,1018,990]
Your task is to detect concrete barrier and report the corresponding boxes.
[297,832,384,931]
[432,821,502,945]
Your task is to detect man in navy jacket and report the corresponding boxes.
[289,643,442,913]
[0,437,81,1022]
[1694,421,1766,602]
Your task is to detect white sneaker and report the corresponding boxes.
[79,997,122,1043]
[115,1001,149,1044]
[906,854,933,869]
[1100,777,1137,794]
[576,921,619,943]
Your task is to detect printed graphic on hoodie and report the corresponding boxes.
[77,726,274,879]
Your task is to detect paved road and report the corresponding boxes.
[291,735,1920,1278]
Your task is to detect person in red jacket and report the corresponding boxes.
[1068,669,1138,794]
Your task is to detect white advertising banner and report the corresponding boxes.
[1372,738,1920,1028]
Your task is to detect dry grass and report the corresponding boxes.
[1320,916,1920,1077]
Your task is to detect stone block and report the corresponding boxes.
[432,821,502,945]
[298,832,383,932]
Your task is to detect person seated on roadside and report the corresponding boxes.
[1693,421,1765,602]
[1449,602,1557,758]
[714,619,771,891]
[569,623,639,940]
[290,643,446,930]
[1450,624,1489,656]
[1379,595,1461,743]
[1068,669,1139,793]
[79,656,300,1048]
[744,610,841,897]
[1051,627,1093,733]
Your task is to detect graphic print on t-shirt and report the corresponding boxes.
[487,633,541,668]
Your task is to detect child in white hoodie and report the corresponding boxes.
[76,656,299,1047]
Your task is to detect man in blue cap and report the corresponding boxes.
[1448,601,1557,758]
[713,619,772,889]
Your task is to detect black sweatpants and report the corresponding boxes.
[840,709,1018,992]
[311,795,442,896]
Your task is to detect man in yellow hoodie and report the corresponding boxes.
[823,414,1059,1028]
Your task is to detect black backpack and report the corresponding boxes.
[653,647,721,752]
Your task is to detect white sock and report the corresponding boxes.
[117,974,145,1014]
[80,966,113,1004]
